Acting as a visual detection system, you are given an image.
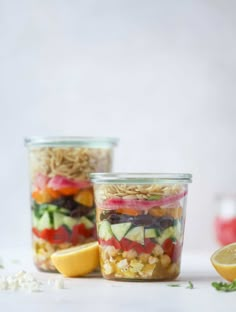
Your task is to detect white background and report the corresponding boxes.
[1,0,236,252]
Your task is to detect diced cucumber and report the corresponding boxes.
[111,222,132,241]
[37,212,52,231]
[79,216,94,229]
[156,226,176,245]
[98,220,113,240]
[63,216,78,230]
[32,214,39,228]
[53,211,64,229]
[125,226,144,245]
[47,204,58,212]
[58,207,70,215]
[53,212,78,230]
[145,228,158,238]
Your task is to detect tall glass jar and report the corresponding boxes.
[91,173,192,281]
[25,137,118,272]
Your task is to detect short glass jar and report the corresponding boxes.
[91,173,192,281]
[25,136,118,272]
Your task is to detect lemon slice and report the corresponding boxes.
[51,242,99,277]
[211,243,236,282]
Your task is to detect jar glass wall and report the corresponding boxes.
[91,173,192,281]
[25,137,118,272]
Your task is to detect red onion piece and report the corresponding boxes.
[102,190,187,211]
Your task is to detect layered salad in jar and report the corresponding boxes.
[26,137,117,272]
[92,173,192,281]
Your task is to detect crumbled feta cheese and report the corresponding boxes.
[0,271,66,293]
[105,246,119,257]
[130,259,144,273]
[104,262,113,275]
[54,278,64,289]
[47,277,65,289]
[47,278,53,286]
[117,259,129,269]
[0,271,41,292]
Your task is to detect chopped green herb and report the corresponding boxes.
[168,284,181,287]
[186,281,194,289]
[148,195,162,200]
[212,280,236,292]
[0,264,4,269]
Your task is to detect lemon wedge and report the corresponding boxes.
[211,242,236,282]
[51,241,99,277]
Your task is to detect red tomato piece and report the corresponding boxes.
[162,238,175,258]
[120,238,133,251]
[98,237,121,249]
[172,242,182,262]
[32,227,40,238]
[78,224,94,238]
[70,229,79,245]
[71,224,94,244]
[33,226,70,244]
[93,226,97,239]
[110,237,121,250]
[144,238,156,254]
[132,242,145,254]
[119,239,145,254]
[51,226,70,244]
[40,228,55,243]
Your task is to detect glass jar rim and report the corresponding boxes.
[90,173,192,184]
[24,136,119,148]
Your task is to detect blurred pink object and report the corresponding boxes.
[214,194,236,246]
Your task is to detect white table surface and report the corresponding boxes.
[0,247,234,311]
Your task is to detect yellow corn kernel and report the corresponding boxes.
[130,259,144,273]
[139,263,156,278]
[122,269,137,279]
